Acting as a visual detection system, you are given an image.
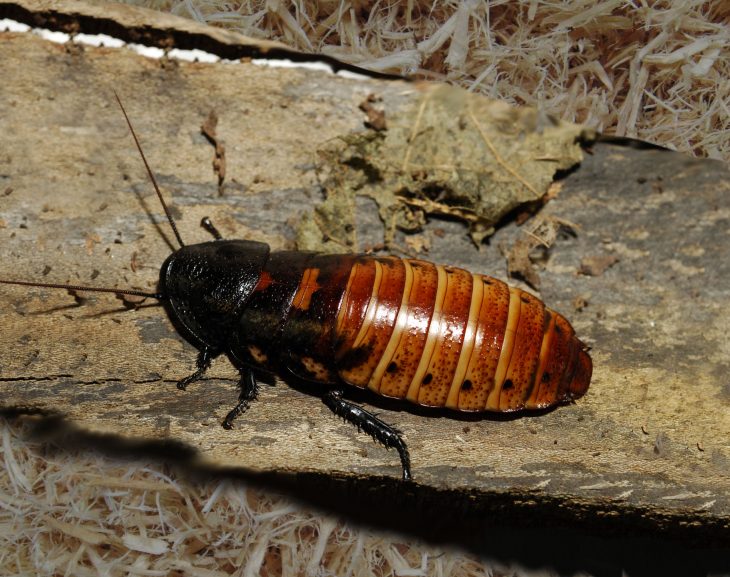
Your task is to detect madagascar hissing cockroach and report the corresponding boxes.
[0,94,592,481]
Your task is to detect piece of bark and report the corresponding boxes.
[505,216,567,289]
[0,0,397,77]
[579,254,620,276]
[0,6,729,546]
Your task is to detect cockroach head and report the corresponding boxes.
[159,240,269,351]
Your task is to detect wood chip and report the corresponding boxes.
[506,217,567,289]
[359,94,387,131]
[201,110,227,195]
[579,255,620,276]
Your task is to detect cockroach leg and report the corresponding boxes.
[177,347,217,391]
[0,95,593,481]
[323,389,412,481]
[200,216,223,241]
[222,367,259,429]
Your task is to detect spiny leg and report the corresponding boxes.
[201,216,223,240]
[177,347,218,391]
[323,389,412,481]
[222,367,259,429]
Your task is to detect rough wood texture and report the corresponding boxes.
[1,5,729,546]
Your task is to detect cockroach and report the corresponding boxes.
[0,95,592,480]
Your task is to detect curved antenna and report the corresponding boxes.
[113,90,185,249]
[1,96,173,303]
[0,279,162,300]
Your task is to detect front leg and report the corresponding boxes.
[177,347,218,391]
[222,367,259,429]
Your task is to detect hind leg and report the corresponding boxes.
[323,389,412,481]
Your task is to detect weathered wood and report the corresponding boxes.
[1,4,729,544]
[0,0,400,78]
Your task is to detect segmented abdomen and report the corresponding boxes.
[234,253,591,412]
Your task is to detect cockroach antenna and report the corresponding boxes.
[113,90,185,249]
[0,90,596,482]
[0,93,169,302]
[0,279,162,300]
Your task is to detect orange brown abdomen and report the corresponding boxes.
[232,253,591,412]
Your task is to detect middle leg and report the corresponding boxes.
[177,347,218,391]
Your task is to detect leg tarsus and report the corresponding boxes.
[222,368,259,429]
[323,389,412,481]
[177,348,217,391]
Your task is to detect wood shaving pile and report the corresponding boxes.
[2,1,728,575]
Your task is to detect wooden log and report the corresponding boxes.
[0,1,728,546]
